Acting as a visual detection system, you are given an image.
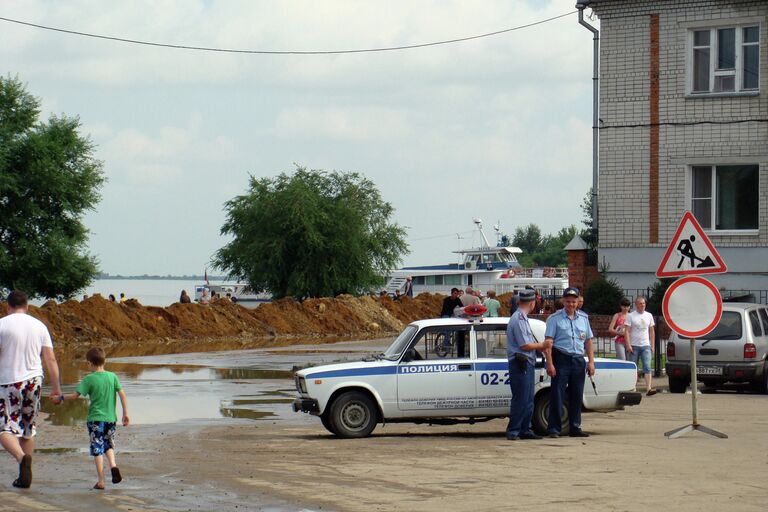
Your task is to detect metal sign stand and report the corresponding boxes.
[664,338,727,439]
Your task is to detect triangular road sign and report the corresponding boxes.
[656,211,727,277]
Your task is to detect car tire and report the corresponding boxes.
[668,376,687,394]
[750,363,768,394]
[328,391,378,438]
[532,390,569,436]
[320,412,335,434]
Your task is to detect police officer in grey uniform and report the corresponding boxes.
[505,289,552,440]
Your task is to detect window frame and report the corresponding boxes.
[687,23,761,96]
[687,164,760,234]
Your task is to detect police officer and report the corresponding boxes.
[505,289,552,440]
[544,287,595,438]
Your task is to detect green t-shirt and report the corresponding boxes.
[76,371,122,422]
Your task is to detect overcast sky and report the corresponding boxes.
[1,0,597,276]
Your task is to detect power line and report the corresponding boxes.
[0,11,575,55]
[599,118,768,129]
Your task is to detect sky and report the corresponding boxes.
[0,0,598,276]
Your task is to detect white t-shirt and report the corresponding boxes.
[0,313,53,385]
[626,311,655,347]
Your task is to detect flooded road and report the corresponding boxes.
[46,338,392,427]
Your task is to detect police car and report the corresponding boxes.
[293,316,642,438]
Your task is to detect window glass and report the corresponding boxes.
[693,48,710,92]
[426,275,444,286]
[701,311,742,340]
[715,165,759,230]
[749,310,762,337]
[714,75,735,92]
[743,26,759,44]
[413,276,425,285]
[474,325,508,359]
[691,166,712,228]
[383,325,418,359]
[410,326,472,360]
[743,44,759,89]
[694,30,710,46]
[717,28,736,69]
[758,309,768,336]
[444,274,462,285]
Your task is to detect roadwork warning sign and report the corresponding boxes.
[656,211,727,278]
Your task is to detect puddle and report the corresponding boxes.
[47,338,391,427]
[36,447,89,454]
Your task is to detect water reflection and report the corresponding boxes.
[41,399,89,426]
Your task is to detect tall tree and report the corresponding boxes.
[0,76,104,300]
[512,224,544,255]
[581,187,598,261]
[214,167,407,299]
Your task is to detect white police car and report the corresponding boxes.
[293,317,641,438]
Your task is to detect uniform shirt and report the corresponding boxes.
[77,371,122,422]
[544,309,594,357]
[0,313,53,385]
[625,311,655,347]
[506,310,536,364]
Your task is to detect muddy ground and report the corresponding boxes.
[2,388,766,511]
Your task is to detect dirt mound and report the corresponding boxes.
[0,293,448,356]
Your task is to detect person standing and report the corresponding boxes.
[440,288,463,318]
[544,287,595,438]
[460,287,481,307]
[0,290,62,488]
[608,298,632,360]
[509,291,519,315]
[505,289,552,440]
[402,276,413,298]
[179,290,191,304]
[625,296,657,396]
[119,293,127,304]
[483,290,501,317]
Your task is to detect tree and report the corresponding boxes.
[581,188,598,263]
[0,76,104,300]
[214,167,408,299]
[583,276,625,315]
[511,224,577,267]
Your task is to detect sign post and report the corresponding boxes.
[656,212,728,439]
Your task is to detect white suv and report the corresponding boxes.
[666,303,768,393]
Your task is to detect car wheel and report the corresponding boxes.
[668,376,687,394]
[532,390,569,436]
[328,391,378,438]
[320,412,335,434]
[750,364,768,394]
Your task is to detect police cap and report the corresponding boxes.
[562,287,580,298]
[518,289,536,302]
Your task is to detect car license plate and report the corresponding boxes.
[696,366,722,376]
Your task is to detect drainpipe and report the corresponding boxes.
[576,2,599,244]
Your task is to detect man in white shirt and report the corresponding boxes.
[0,290,62,488]
[625,296,657,396]
[460,287,481,307]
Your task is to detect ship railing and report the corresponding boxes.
[502,267,569,279]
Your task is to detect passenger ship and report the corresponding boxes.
[385,219,569,297]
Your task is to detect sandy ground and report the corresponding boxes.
[1,384,767,511]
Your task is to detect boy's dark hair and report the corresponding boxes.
[7,290,28,309]
[86,347,106,366]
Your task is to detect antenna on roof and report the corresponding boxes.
[473,217,491,248]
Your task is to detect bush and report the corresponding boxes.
[647,278,675,316]
[583,277,625,315]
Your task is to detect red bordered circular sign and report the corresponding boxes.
[662,276,723,338]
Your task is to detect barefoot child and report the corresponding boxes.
[60,347,129,489]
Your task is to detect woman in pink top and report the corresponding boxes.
[608,298,632,360]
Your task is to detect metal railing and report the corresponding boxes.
[592,336,668,377]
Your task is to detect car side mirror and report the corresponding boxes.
[402,348,417,363]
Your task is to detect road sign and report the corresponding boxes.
[662,276,723,338]
[656,211,727,277]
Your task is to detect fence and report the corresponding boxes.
[592,335,668,377]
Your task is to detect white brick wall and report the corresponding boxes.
[592,0,768,253]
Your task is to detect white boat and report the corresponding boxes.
[194,282,271,306]
[386,219,569,297]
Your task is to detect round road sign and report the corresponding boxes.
[662,276,723,338]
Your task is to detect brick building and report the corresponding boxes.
[582,0,767,293]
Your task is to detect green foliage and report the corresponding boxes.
[0,76,104,300]
[513,224,579,267]
[583,276,625,315]
[214,167,408,299]
[647,278,675,316]
[581,188,598,262]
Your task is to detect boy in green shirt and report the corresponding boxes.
[61,347,129,490]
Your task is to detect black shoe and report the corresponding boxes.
[569,430,590,438]
[519,432,543,440]
[506,434,520,441]
[547,432,560,438]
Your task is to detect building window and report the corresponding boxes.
[691,165,759,231]
[690,25,760,94]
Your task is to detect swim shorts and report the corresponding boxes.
[87,421,117,456]
[0,376,43,439]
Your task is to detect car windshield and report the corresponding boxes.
[700,311,742,340]
[382,325,418,360]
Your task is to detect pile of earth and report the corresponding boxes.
[0,293,446,357]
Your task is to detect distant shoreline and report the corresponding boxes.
[96,275,228,281]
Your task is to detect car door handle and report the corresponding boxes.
[458,364,472,370]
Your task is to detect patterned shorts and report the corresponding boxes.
[0,376,43,439]
[87,421,116,456]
